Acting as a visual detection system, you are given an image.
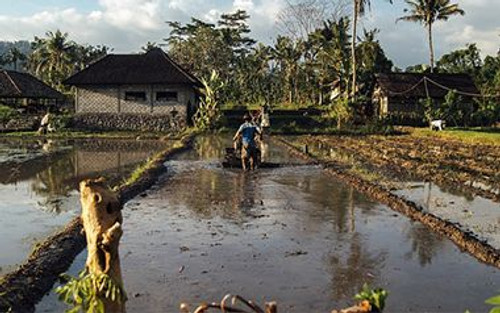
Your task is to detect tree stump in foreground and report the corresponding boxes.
[80,178,125,313]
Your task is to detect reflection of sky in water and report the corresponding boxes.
[394,181,500,249]
[0,139,168,274]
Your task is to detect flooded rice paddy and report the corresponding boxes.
[0,138,168,275]
[37,136,500,313]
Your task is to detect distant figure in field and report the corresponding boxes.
[38,112,56,134]
[430,119,445,131]
[260,104,271,130]
[233,113,262,171]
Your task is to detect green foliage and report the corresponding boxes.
[326,96,353,129]
[486,293,500,313]
[473,96,500,126]
[443,90,474,126]
[51,114,73,130]
[166,10,395,112]
[0,104,18,122]
[421,97,437,122]
[354,283,388,312]
[422,91,476,126]
[437,43,482,79]
[55,270,126,313]
[28,30,110,92]
[193,70,225,131]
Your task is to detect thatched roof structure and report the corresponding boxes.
[64,48,201,86]
[0,70,64,100]
[375,73,480,98]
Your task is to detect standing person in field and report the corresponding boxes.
[260,103,271,130]
[233,113,262,171]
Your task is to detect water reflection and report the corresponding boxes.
[404,223,444,267]
[0,140,169,209]
[0,138,169,273]
[329,233,386,301]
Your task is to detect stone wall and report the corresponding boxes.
[72,113,186,132]
[76,84,195,117]
[73,83,198,131]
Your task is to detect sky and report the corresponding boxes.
[0,0,499,68]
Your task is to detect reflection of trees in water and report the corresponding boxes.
[328,232,386,301]
[194,135,230,160]
[273,174,359,233]
[167,169,260,220]
[31,153,76,213]
[404,222,444,267]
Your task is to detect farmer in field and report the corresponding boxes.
[233,113,262,171]
[38,111,52,135]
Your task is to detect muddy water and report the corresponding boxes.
[303,138,500,252]
[38,136,500,313]
[395,182,500,249]
[0,139,168,275]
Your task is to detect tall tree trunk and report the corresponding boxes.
[428,23,434,73]
[351,0,358,97]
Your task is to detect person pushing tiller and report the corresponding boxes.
[233,113,262,171]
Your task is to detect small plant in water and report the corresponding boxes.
[485,293,500,313]
[354,283,388,312]
[56,270,127,313]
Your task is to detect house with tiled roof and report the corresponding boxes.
[64,48,201,131]
[0,70,64,109]
[373,73,479,118]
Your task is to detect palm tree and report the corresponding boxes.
[28,30,76,90]
[2,47,27,71]
[397,0,465,73]
[271,36,304,104]
[351,0,392,96]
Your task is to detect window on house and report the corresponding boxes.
[156,91,178,102]
[125,91,146,101]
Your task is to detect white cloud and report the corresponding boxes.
[0,0,498,65]
[233,0,255,11]
[363,0,500,67]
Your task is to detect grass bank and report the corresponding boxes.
[410,127,500,146]
[0,129,182,140]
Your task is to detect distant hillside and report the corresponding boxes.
[0,40,32,71]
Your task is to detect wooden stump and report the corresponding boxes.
[80,178,125,313]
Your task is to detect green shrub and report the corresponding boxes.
[52,114,73,130]
[0,104,18,122]
[56,270,127,313]
[354,283,388,312]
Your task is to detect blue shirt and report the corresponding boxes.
[237,122,260,146]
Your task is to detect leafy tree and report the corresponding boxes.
[27,30,110,92]
[28,30,77,91]
[351,0,392,95]
[271,36,304,104]
[193,70,225,130]
[141,41,160,53]
[397,0,465,73]
[1,46,27,71]
[356,28,393,92]
[405,63,430,73]
[218,10,256,56]
[437,43,482,80]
